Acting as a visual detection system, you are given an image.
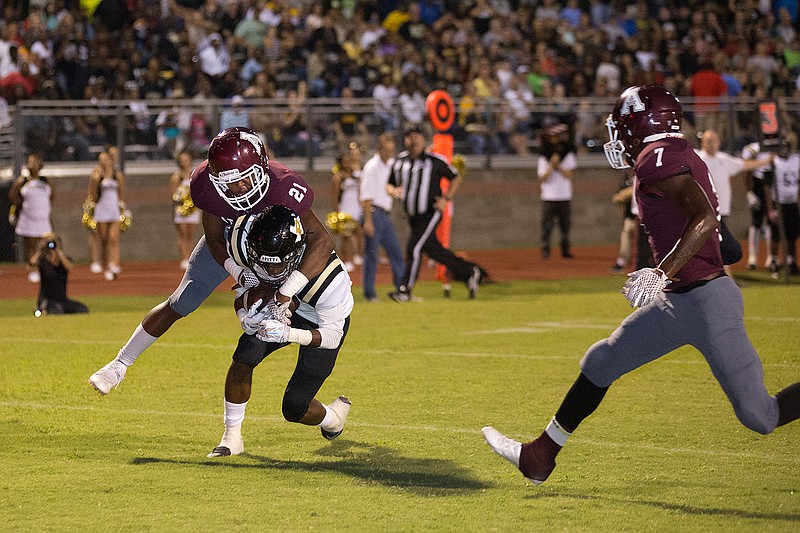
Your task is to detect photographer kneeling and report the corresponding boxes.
[31,233,89,316]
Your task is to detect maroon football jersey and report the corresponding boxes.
[635,136,724,290]
[190,159,315,225]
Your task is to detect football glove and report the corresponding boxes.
[267,294,293,325]
[256,319,290,344]
[240,299,272,335]
[746,191,761,210]
[622,268,671,308]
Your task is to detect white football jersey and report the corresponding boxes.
[771,154,800,204]
[294,252,354,340]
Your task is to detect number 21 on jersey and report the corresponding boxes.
[289,183,308,202]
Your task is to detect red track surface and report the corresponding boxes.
[0,246,627,301]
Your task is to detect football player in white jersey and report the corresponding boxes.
[742,141,776,269]
[208,206,354,457]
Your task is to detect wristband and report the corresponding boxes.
[279,270,309,297]
[288,328,313,346]
[224,257,244,280]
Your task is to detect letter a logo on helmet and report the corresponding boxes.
[208,127,270,211]
[604,84,683,169]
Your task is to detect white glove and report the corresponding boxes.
[746,191,761,210]
[622,268,671,308]
[240,299,272,335]
[267,294,293,325]
[256,319,290,343]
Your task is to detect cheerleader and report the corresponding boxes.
[330,151,363,271]
[9,153,52,283]
[87,150,126,280]
[170,151,200,269]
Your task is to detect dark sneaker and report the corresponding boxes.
[769,261,779,274]
[610,263,625,274]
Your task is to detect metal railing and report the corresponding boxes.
[3,95,798,176]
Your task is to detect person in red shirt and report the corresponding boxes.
[690,60,727,137]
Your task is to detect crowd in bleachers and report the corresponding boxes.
[1,0,800,160]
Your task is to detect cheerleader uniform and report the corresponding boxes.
[15,178,52,238]
[94,176,121,223]
[338,174,362,220]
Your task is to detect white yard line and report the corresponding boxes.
[0,400,796,464]
[1,337,798,367]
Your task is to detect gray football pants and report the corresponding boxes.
[580,275,780,435]
[167,235,230,316]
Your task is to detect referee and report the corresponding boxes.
[386,125,484,301]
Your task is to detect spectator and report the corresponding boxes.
[398,74,426,127]
[32,232,88,316]
[197,32,231,81]
[219,95,250,131]
[9,152,52,283]
[537,124,577,260]
[690,60,728,138]
[372,70,399,131]
[359,133,405,302]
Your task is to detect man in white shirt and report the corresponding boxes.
[538,124,578,259]
[696,130,771,274]
[359,133,405,301]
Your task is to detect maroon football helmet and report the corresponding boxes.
[604,85,683,169]
[207,127,270,211]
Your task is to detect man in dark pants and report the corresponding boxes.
[386,125,485,301]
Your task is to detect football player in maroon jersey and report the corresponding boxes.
[89,127,335,395]
[482,85,800,485]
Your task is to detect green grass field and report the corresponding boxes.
[1,277,798,531]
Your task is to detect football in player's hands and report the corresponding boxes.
[234,284,299,316]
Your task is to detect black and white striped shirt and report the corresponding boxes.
[388,150,458,216]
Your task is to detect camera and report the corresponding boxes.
[46,240,57,249]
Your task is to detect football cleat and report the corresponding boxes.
[207,427,244,458]
[482,427,558,485]
[321,396,351,441]
[90,262,103,274]
[88,359,127,395]
[482,426,521,467]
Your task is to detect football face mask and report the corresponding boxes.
[208,128,270,211]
